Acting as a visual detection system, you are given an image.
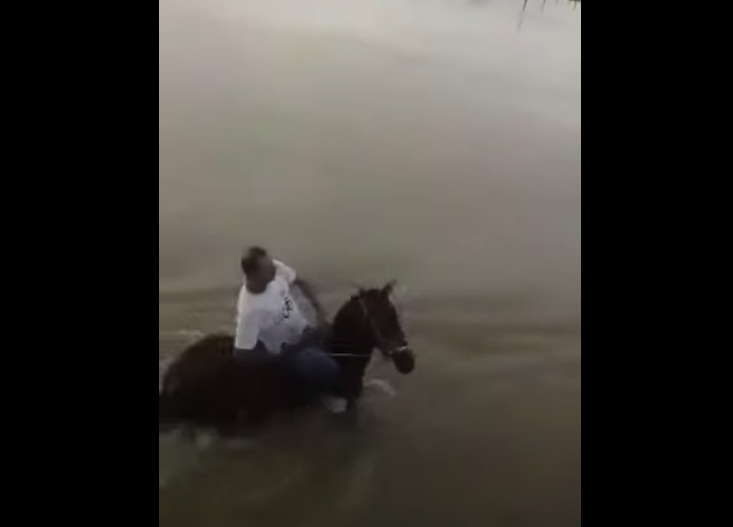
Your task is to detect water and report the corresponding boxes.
[159,0,581,525]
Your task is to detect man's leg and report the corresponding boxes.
[235,348,278,364]
[289,347,342,394]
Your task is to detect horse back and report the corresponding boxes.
[164,333,233,387]
[161,333,300,427]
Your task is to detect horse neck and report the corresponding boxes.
[328,298,374,359]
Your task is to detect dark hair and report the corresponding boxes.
[240,246,268,277]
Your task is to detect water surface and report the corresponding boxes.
[159,1,581,525]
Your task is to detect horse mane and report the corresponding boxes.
[331,292,368,342]
[331,288,382,339]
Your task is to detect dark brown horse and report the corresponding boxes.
[159,282,415,433]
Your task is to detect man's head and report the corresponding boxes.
[241,246,277,293]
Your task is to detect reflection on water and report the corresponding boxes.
[159,0,580,525]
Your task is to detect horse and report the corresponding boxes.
[159,282,415,433]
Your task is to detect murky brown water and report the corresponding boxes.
[159,0,580,525]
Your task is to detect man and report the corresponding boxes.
[234,246,342,398]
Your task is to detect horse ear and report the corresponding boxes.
[381,280,397,297]
[351,280,367,297]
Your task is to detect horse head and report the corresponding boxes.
[331,281,416,376]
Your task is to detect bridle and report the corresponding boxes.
[356,293,408,359]
[326,293,408,359]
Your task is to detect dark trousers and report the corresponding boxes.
[235,346,342,394]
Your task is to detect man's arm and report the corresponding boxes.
[293,277,327,325]
[274,259,327,325]
[234,309,262,353]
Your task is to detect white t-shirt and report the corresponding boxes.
[234,260,309,354]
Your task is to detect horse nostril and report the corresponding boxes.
[393,349,415,375]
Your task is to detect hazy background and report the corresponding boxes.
[160,0,580,525]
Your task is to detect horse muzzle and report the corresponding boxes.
[391,347,416,375]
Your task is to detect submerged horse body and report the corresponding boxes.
[159,284,415,432]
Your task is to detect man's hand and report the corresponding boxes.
[280,340,304,357]
[315,307,329,327]
[303,325,329,346]
[280,326,327,357]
